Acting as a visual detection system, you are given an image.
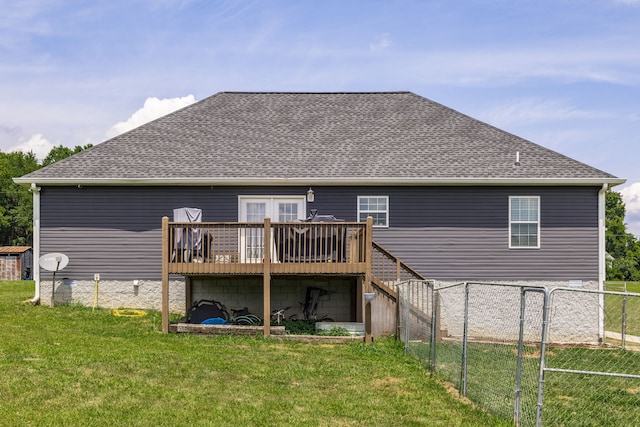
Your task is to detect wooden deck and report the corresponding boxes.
[160,216,429,339]
[161,217,374,335]
[164,218,369,276]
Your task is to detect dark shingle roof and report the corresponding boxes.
[16,92,621,185]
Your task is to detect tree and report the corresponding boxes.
[0,144,93,246]
[0,151,40,245]
[605,190,640,281]
[42,144,93,167]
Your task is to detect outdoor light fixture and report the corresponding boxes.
[307,187,315,202]
[364,292,376,302]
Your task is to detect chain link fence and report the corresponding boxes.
[398,280,640,426]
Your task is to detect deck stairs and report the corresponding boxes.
[367,241,433,337]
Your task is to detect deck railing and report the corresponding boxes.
[369,242,430,337]
[160,216,429,336]
[370,241,427,296]
[162,217,371,275]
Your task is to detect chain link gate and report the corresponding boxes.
[398,280,436,371]
[538,287,640,426]
[398,281,640,426]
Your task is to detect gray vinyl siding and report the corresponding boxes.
[39,186,310,280]
[39,185,600,281]
[373,227,598,280]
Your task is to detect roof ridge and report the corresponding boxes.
[218,91,413,95]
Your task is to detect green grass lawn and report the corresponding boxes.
[605,282,640,337]
[410,339,640,427]
[605,281,640,293]
[542,346,640,426]
[0,281,508,427]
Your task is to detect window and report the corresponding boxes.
[509,196,540,248]
[239,197,305,223]
[278,202,300,222]
[239,196,305,262]
[358,196,389,227]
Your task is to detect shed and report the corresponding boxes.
[0,247,33,280]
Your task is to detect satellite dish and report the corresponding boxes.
[40,253,69,272]
[40,253,69,308]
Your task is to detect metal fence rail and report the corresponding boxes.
[398,281,640,426]
[540,287,640,426]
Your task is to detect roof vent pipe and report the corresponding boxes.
[513,151,521,168]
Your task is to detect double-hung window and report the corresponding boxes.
[358,196,389,227]
[509,196,540,248]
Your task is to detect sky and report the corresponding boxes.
[2,0,640,232]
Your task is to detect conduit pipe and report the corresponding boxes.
[30,183,41,305]
[598,183,609,342]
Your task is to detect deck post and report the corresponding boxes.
[185,276,192,316]
[161,216,170,334]
[364,216,374,343]
[365,299,373,344]
[263,217,271,337]
[364,216,373,292]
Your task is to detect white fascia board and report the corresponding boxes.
[14,177,627,187]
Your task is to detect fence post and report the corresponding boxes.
[622,294,627,350]
[461,282,470,396]
[535,288,550,427]
[430,285,438,373]
[514,287,527,426]
[404,282,411,352]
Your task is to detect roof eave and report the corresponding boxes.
[13,177,627,187]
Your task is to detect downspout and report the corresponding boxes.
[30,183,41,304]
[597,183,609,342]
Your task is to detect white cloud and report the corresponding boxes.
[369,33,392,52]
[406,44,640,87]
[482,98,599,128]
[619,183,640,237]
[9,133,55,161]
[107,95,196,138]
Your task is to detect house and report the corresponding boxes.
[0,246,32,280]
[15,92,624,337]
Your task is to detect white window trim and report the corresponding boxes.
[238,196,306,222]
[358,195,389,228]
[237,196,306,263]
[509,195,540,249]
